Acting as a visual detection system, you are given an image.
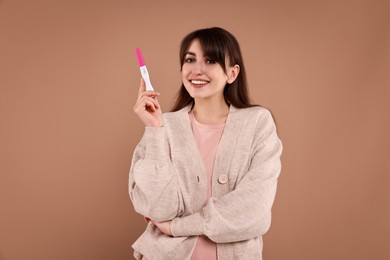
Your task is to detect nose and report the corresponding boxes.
[192,61,204,74]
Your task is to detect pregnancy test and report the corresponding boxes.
[135,48,154,91]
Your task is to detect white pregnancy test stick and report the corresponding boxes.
[135,48,154,91]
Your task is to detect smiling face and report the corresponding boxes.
[181,39,232,102]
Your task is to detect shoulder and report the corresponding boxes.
[232,106,279,143]
[160,106,191,131]
[232,106,275,125]
[162,106,189,123]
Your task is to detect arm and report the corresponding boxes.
[129,78,183,222]
[129,126,184,222]
[169,110,283,243]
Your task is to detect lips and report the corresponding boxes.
[190,79,209,88]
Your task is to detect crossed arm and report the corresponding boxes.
[129,112,282,243]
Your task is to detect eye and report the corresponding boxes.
[185,57,195,63]
[206,59,216,64]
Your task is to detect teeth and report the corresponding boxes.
[191,80,208,85]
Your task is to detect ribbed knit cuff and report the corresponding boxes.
[143,127,166,161]
[170,212,204,237]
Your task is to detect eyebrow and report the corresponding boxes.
[185,51,211,59]
[185,51,196,56]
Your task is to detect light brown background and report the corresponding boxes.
[1,0,389,259]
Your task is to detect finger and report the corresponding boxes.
[138,90,160,99]
[135,93,160,109]
[145,102,157,112]
[135,98,158,112]
[138,78,146,95]
[136,91,160,106]
[138,78,161,98]
[137,96,160,110]
[134,100,154,112]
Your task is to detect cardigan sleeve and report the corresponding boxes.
[170,110,283,243]
[129,126,184,222]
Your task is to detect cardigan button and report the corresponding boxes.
[218,174,228,184]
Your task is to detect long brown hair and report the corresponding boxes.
[171,27,258,111]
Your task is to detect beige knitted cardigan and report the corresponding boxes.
[129,105,283,260]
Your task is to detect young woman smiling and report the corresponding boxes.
[130,27,283,260]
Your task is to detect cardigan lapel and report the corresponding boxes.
[176,106,208,210]
[212,105,243,197]
[174,106,207,179]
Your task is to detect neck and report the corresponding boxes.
[192,97,229,125]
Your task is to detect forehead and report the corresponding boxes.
[186,39,204,55]
[182,38,228,68]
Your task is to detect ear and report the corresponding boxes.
[227,64,240,84]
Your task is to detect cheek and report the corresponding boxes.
[181,69,186,78]
[181,71,191,89]
[181,67,188,79]
[181,64,191,73]
[183,83,193,97]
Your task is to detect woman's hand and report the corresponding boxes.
[150,219,173,236]
[133,78,162,127]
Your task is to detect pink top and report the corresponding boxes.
[189,111,225,260]
[141,112,225,260]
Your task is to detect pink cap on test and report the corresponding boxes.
[135,48,145,67]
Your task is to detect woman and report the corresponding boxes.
[129,27,283,260]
